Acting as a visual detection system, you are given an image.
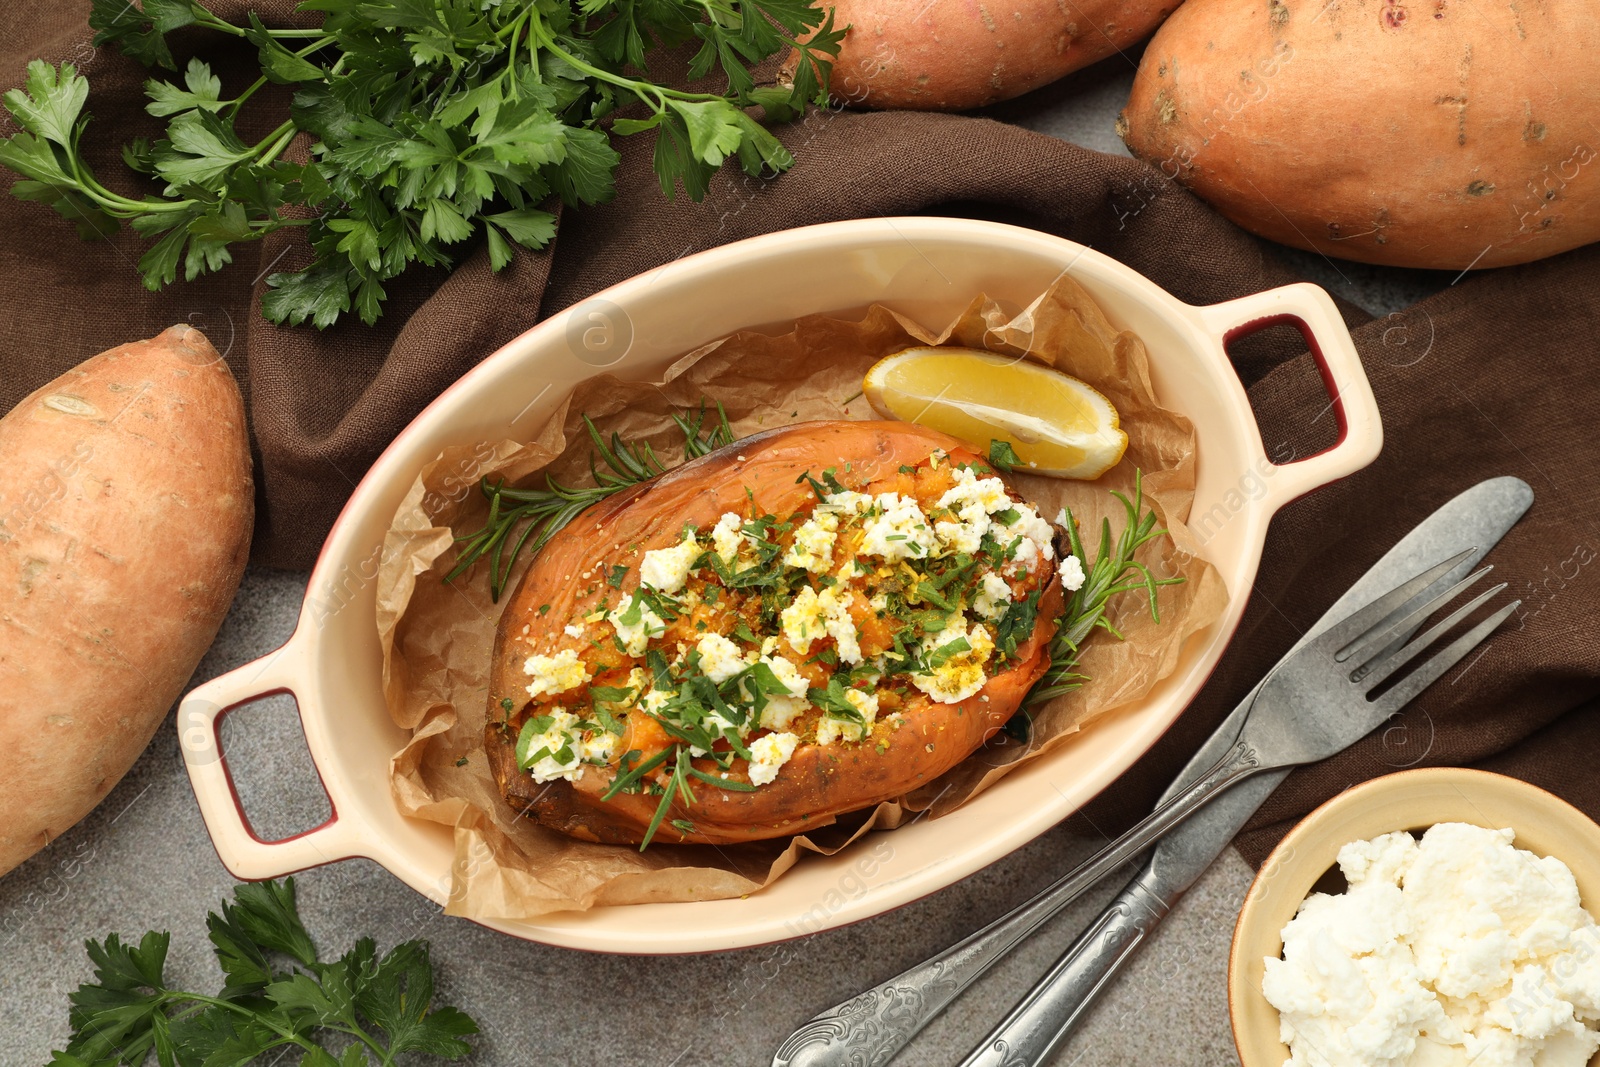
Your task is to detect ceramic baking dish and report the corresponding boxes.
[179,217,1382,953]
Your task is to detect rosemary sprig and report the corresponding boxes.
[446,401,736,600]
[1027,470,1184,705]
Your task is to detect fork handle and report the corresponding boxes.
[770,739,1264,1067]
[957,876,1171,1067]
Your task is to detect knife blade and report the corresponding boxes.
[956,475,1535,1067]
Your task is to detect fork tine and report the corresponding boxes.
[1369,599,1521,717]
[1344,566,1494,675]
[1325,548,1475,659]
[1353,579,1508,688]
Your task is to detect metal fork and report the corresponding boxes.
[774,548,1519,1067]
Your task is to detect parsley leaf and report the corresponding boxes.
[988,439,1023,473]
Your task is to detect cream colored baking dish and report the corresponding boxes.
[179,217,1381,953]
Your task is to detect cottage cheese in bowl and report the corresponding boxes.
[1264,822,1600,1066]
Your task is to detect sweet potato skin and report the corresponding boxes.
[789,0,1181,110]
[0,326,252,875]
[486,421,1062,845]
[1119,0,1600,269]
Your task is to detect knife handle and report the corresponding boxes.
[770,741,1260,1067]
[957,876,1172,1067]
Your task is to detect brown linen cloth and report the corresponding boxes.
[4,1,1598,865]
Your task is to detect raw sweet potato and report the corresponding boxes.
[788,0,1182,110]
[0,326,252,875]
[1118,0,1600,269]
[486,420,1064,846]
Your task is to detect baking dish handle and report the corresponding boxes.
[1197,282,1383,509]
[179,640,362,880]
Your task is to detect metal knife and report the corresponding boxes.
[771,475,1533,1067]
[955,475,1535,1067]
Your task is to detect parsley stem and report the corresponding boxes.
[66,153,191,215]
[157,989,404,1066]
[158,990,328,1056]
[529,21,726,110]
[226,75,268,117]
[191,8,328,39]
[254,120,298,167]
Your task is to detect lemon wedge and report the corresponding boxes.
[862,347,1128,479]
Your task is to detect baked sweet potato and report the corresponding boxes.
[0,326,252,875]
[1118,0,1600,269]
[790,0,1182,110]
[486,420,1065,846]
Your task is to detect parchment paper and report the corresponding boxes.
[376,273,1228,920]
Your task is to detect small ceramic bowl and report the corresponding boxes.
[1230,767,1600,1066]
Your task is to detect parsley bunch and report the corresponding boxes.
[0,0,842,328]
[48,879,477,1066]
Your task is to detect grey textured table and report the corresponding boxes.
[0,62,1445,1067]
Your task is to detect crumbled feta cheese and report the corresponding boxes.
[934,515,988,555]
[607,594,666,656]
[580,729,617,764]
[520,708,584,782]
[933,467,1055,562]
[710,512,747,565]
[1010,535,1039,569]
[858,493,937,561]
[817,490,873,516]
[522,648,591,698]
[780,584,827,655]
[784,512,839,573]
[759,695,809,731]
[695,632,753,683]
[818,585,862,665]
[639,685,675,716]
[1010,504,1057,560]
[759,653,809,698]
[819,688,882,746]
[1058,554,1086,593]
[937,466,1010,521]
[639,530,701,593]
[816,689,878,745]
[847,689,880,721]
[755,653,811,730]
[911,621,995,704]
[1263,822,1600,1067]
[815,717,846,745]
[747,731,799,786]
[563,622,585,639]
[973,572,1014,619]
[621,666,650,700]
[1054,507,1068,527]
[778,585,862,663]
